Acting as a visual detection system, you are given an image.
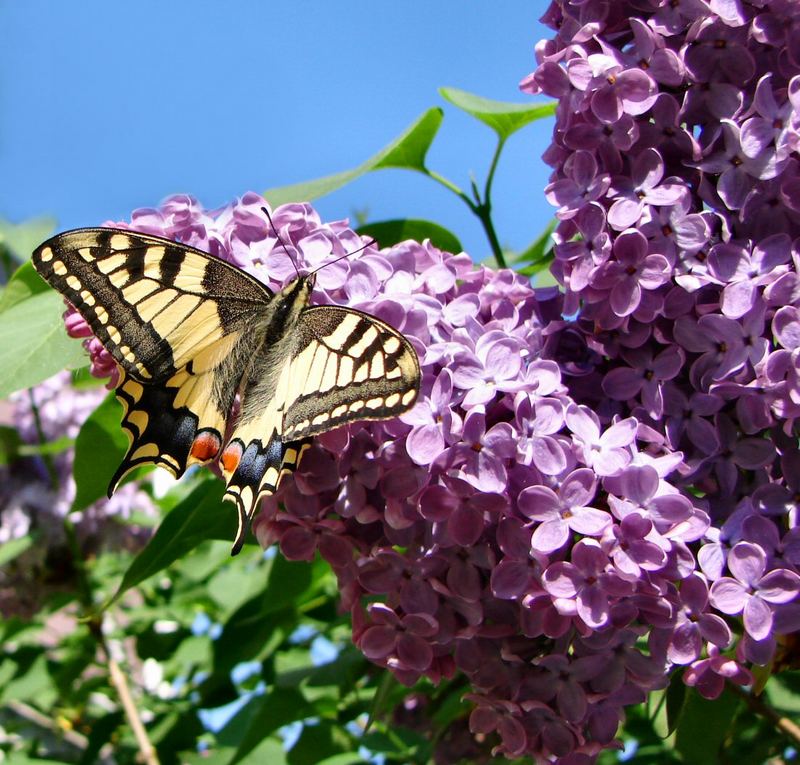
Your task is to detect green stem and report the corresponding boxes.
[425,167,507,268]
[27,388,59,490]
[425,170,478,213]
[475,135,508,269]
[727,682,800,747]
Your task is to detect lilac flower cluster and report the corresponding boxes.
[0,373,155,617]
[511,0,800,756]
[64,184,795,762]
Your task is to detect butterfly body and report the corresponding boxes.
[33,227,420,553]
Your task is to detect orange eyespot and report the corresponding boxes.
[221,443,243,474]
[190,431,222,462]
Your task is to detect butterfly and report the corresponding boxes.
[32,221,421,553]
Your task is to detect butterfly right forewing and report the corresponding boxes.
[281,305,421,440]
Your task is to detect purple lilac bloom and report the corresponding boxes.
[0,373,156,617]
[517,0,800,759]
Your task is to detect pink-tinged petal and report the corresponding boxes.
[709,577,749,614]
[280,526,317,561]
[593,447,631,476]
[543,562,581,597]
[519,485,561,521]
[669,622,702,664]
[491,559,533,599]
[610,278,641,316]
[728,542,766,585]
[406,424,445,466]
[743,595,773,641]
[601,417,638,448]
[360,625,397,659]
[603,367,644,400]
[531,435,568,475]
[758,569,800,604]
[697,614,733,649]
[569,507,611,536]
[532,519,570,553]
[577,586,610,628]
[397,634,433,672]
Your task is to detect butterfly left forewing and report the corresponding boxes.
[33,228,273,489]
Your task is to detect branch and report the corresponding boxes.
[728,682,800,746]
[107,651,161,765]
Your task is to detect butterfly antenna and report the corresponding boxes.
[261,206,300,278]
[310,237,377,277]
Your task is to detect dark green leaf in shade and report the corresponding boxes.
[212,556,313,675]
[108,477,236,606]
[287,721,348,765]
[0,425,22,465]
[0,290,87,397]
[439,87,555,140]
[263,109,443,205]
[228,689,313,764]
[674,687,742,762]
[78,711,124,765]
[0,261,51,314]
[357,219,462,254]
[71,393,128,512]
[664,670,686,736]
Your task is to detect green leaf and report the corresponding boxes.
[108,477,235,606]
[0,290,87,397]
[229,689,312,764]
[0,261,50,314]
[664,671,686,736]
[0,654,53,706]
[357,219,462,254]
[0,534,35,567]
[439,87,555,140]
[766,671,800,714]
[0,216,56,263]
[674,687,741,762]
[264,108,443,205]
[513,218,556,266]
[71,393,128,512]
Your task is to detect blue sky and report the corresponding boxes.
[0,2,554,261]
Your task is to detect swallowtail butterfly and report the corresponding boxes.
[33,222,421,553]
